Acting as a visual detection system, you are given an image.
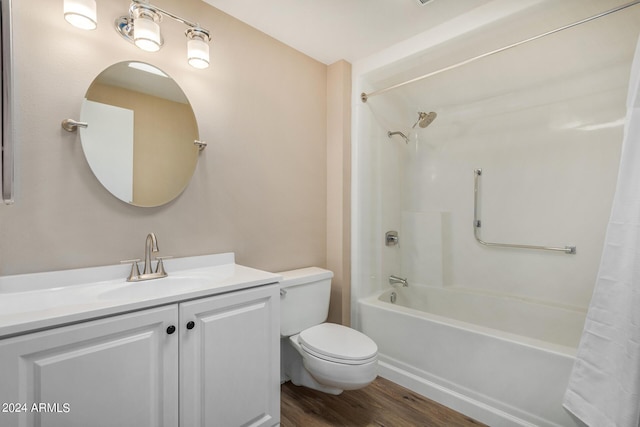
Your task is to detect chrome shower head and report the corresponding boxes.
[412,111,437,128]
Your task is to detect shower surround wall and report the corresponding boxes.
[353,0,639,312]
[352,0,640,424]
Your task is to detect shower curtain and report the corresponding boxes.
[563,34,640,427]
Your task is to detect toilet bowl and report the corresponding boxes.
[278,267,378,395]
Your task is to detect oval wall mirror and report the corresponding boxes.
[79,61,199,207]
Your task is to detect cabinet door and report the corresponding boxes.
[180,284,280,427]
[0,305,179,427]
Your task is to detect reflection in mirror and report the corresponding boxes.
[80,61,199,207]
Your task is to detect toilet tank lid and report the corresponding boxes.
[277,267,333,288]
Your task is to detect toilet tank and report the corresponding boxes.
[278,267,333,337]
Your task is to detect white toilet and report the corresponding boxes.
[279,267,378,395]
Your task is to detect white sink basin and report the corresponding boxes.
[0,253,281,338]
[97,276,205,301]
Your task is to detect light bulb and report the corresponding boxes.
[188,37,209,69]
[133,16,161,52]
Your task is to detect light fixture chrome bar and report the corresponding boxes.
[361,0,640,102]
[115,0,211,67]
[473,169,576,255]
[131,0,208,36]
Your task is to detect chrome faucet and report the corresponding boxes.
[389,275,408,287]
[122,233,169,282]
[144,233,159,275]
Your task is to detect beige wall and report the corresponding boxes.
[0,0,329,276]
[326,61,352,326]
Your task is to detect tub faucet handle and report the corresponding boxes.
[385,231,399,246]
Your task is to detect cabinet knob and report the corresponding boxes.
[186,321,195,330]
[166,325,176,335]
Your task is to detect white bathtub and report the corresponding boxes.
[358,286,587,427]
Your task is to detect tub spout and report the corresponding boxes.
[389,275,408,287]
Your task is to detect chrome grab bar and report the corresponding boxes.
[473,168,576,255]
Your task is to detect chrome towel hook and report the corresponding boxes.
[193,140,207,151]
[61,119,88,132]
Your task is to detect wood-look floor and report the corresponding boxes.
[281,377,487,427]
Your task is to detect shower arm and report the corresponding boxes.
[473,169,576,255]
[387,131,409,143]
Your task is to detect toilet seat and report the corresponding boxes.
[298,323,378,365]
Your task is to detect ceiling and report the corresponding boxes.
[201,0,494,65]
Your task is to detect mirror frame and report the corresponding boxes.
[1,0,14,204]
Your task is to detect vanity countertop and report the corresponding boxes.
[0,253,281,338]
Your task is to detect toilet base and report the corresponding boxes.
[282,338,343,395]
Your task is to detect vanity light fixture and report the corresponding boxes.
[63,0,211,69]
[115,0,212,69]
[63,0,97,30]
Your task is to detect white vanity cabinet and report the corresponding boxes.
[0,284,280,427]
[0,305,180,427]
[180,284,280,427]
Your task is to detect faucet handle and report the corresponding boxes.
[121,259,141,282]
[154,256,173,276]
